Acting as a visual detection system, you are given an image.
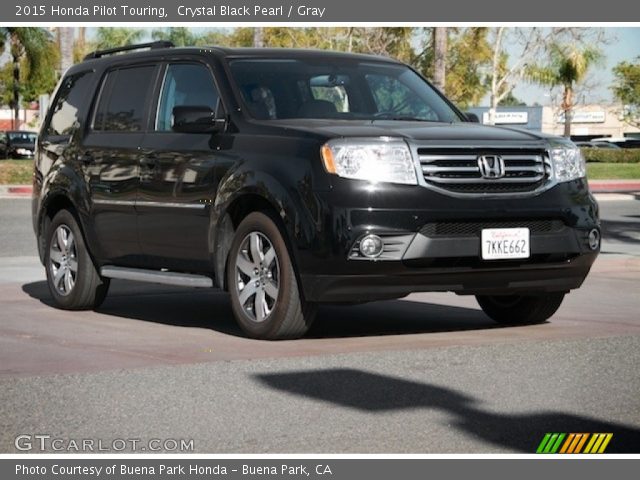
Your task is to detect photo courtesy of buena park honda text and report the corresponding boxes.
[0,0,639,478]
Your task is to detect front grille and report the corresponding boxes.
[421,219,565,237]
[417,148,551,194]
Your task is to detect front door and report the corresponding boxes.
[137,62,222,271]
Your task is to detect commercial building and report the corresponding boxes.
[467,105,640,140]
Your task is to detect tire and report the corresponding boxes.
[226,211,316,340]
[44,210,110,310]
[476,293,565,325]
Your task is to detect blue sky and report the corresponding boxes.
[510,27,640,106]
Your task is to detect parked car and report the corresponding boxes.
[0,130,37,158]
[32,42,600,339]
[575,141,621,149]
[589,137,640,149]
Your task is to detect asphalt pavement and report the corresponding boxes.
[1,196,639,453]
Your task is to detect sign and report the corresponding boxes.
[482,111,529,124]
[557,111,606,124]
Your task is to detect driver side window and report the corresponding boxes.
[366,73,438,120]
[156,64,219,131]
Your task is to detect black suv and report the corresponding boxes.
[33,42,600,339]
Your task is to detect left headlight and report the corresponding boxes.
[320,138,418,185]
[550,145,586,183]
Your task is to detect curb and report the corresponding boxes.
[1,181,639,197]
[0,185,32,196]
[588,180,640,193]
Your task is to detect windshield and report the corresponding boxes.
[228,58,462,123]
[8,132,37,143]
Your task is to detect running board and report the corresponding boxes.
[100,266,213,288]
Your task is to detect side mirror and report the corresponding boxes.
[172,105,225,134]
[465,112,480,123]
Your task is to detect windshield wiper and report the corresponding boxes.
[371,114,438,122]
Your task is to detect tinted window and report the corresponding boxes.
[366,74,439,121]
[229,59,461,122]
[8,132,37,143]
[156,64,219,131]
[94,66,155,132]
[45,70,94,143]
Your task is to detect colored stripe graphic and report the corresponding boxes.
[537,433,613,454]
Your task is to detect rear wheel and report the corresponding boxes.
[45,210,110,310]
[476,293,565,325]
[227,212,316,340]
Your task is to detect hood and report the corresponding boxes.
[265,119,553,144]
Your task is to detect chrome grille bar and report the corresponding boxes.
[416,149,551,194]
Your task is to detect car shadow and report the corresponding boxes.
[254,368,640,453]
[601,218,640,244]
[21,280,499,339]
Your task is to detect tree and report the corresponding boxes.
[152,27,206,47]
[93,27,144,50]
[498,91,526,107]
[612,58,640,128]
[0,27,53,128]
[440,28,492,109]
[432,28,447,92]
[486,28,547,124]
[58,27,75,74]
[527,43,602,137]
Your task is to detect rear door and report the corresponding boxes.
[137,61,222,271]
[82,64,159,264]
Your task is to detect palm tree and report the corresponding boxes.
[527,43,602,137]
[58,27,75,74]
[0,27,51,129]
[93,27,144,50]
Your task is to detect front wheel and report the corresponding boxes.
[476,293,565,325]
[227,212,316,340]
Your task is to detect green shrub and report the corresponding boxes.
[581,148,640,163]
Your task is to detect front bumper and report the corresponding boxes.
[295,178,599,302]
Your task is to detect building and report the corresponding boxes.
[467,105,640,140]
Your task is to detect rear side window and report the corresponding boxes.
[156,64,219,131]
[93,66,155,132]
[44,70,94,143]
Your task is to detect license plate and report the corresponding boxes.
[481,228,530,260]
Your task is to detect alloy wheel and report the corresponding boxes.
[235,231,280,322]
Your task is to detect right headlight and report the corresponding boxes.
[320,137,418,185]
[550,145,586,183]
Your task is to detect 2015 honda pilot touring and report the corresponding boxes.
[33,41,600,339]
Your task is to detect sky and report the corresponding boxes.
[510,27,640,107]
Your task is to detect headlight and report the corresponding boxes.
[550,145,586,183]
[16,148,32,156]
[320,138,417,185]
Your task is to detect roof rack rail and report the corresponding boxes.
[83,41,175,61]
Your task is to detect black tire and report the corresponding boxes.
[226,211,316,340]
[476,293,565,325]
[44,210,110,310]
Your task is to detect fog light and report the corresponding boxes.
[588,229,600,251]
[359,234,384,258]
